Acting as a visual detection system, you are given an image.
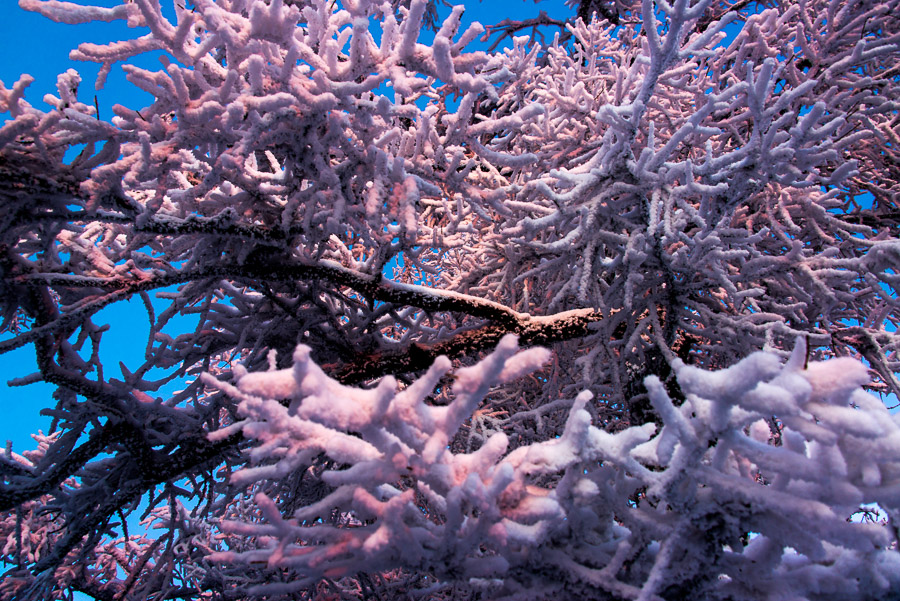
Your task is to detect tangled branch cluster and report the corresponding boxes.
[0,0,897,598]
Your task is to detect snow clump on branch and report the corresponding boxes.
[202,335,900,600]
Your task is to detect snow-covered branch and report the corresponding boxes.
[1,0,898,597]
[200,336,900,600]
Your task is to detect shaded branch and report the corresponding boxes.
[4,258,530,354]
[332,308,606,383]
[0,424,119,512]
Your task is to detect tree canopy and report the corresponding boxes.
[1,0,899,599]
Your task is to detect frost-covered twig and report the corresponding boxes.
[0,0,897,597]
[202,336,900,600]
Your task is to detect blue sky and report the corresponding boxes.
[0,0,573,450]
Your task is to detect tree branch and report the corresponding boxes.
[331,308,605,384]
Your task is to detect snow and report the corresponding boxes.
[206,335,900,598]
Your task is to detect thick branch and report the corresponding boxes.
[332,308,605,384]
[4,259,528,353]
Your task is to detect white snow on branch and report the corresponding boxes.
[204,337,900,599]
